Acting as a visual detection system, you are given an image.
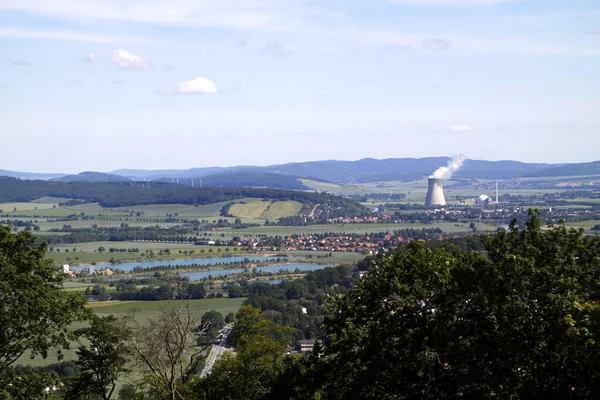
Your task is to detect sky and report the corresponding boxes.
[1,0,599,173]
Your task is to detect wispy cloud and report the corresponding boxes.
[0,27,143,43]
[588,30,600,35]
[110,49,151,70]
[0,0,304,31]
[260,41,290,58]
[450,124,476,132]
[385,0,514,5]
[9,59,42,66]
[157,77,219,95]
[423,38,451,50]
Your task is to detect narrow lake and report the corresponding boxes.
[181,263,328,281]
[79,255,295,273]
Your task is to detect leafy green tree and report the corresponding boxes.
[195,305,294,399]
[0,368,65,399]
[312,212,600,399]
[0,227,89,374]
[197,310,225,346]
[67,315,131,400]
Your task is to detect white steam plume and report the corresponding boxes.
[430,155,466,180]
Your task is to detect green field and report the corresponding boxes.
[16,298,246,368]
[0,201,61,212]
[228,200,303,219]
[46,241,240,265]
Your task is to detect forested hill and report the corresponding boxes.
[153,172,309,190]
[522,161,600,178]
[0,178,366,216]
[51,171,131,183]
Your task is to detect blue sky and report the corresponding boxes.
[1,0,599,173]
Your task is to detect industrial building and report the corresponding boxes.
[425,178,446,206]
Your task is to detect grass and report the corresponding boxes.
[89,298,245,315]
[15,298,246,369]
[46,242,239,265]
[0,201,60,212]
[227,200,303,220]
[261,201,303,219]
[229,200,271,219]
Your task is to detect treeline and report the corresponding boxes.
[104,275,208,301]
[0,178,365,213]
[349,192,406,202]
[225,265,358,341]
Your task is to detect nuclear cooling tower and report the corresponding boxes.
[425,178,446,206]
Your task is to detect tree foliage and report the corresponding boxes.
[67,315,131,400]
[195,305,295,400]
[0,226,89,374]
[313,212,600,399]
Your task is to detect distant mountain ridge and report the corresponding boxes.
[3,158,600,186]
[51,171,132,183]
[0,169,65,180]
[153,172,309,190]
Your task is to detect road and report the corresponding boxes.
[200,324,233,378]
[200,342,226,378]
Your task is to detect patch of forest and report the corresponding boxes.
[0,178,366,216]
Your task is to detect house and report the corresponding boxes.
[299,339,318,353]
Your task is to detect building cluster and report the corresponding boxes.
[231,231,444,254]
[326,214,394,224]
[62,264,114,277]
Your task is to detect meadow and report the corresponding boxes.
[15,298,246,368]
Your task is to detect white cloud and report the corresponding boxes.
[260,41,290,58]
[0,0,304,31]
[158,77,218,95]
[423,38,451,50]
[450,124,476,132]
[110,49,151,69]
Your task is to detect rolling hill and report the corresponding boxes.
[5,157,600,186]
[51,171,131,183]
[0,169,65,180]
[153,172,309,190]
[522,161,600,178]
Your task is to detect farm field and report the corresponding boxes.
[15,298,246,368]
[228,200,303,220]
[46,241,240,265]
[0,201,61,212]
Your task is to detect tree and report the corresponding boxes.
[469,221,477,232]
[124,303,213,400]
[0,226,89,374]
[197,310,225,346]
[309,212,600,399]
[67,315,131,400]
[195,305,294,399]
